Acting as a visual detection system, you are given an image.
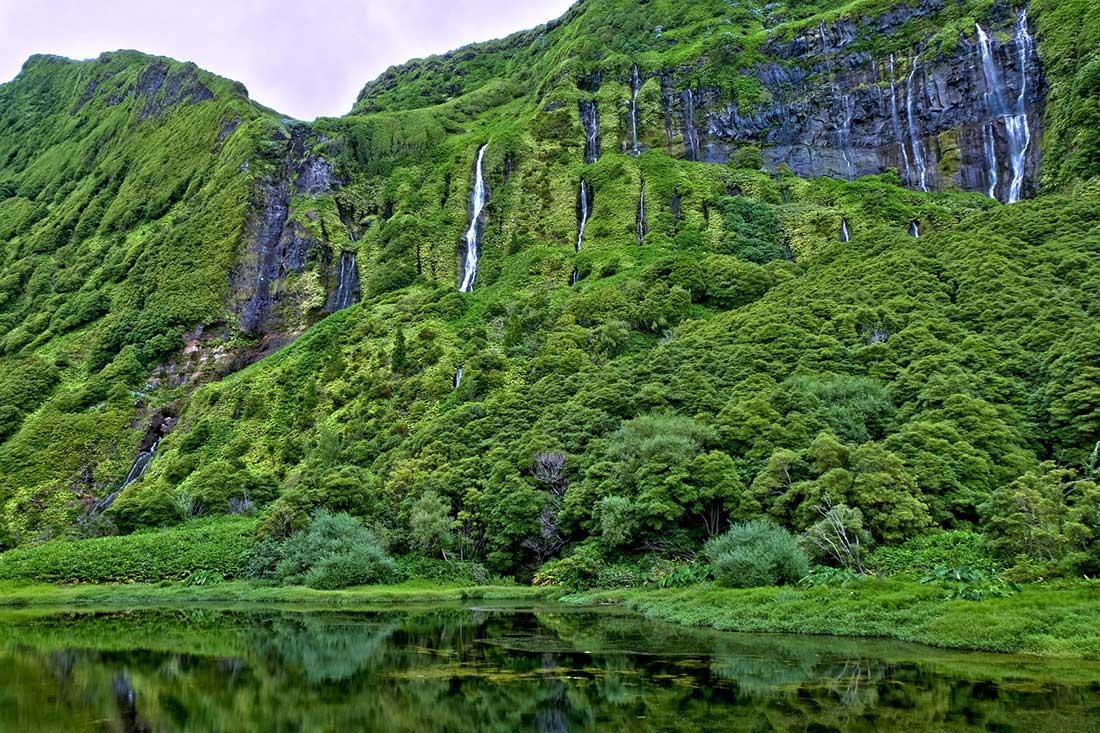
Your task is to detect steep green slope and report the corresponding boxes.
[0,51,286,538]
[0,0,1098,581]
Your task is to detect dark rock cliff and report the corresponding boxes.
[227,125,359,339]
[655,2,1045,200]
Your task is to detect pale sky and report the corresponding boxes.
[0,0,576,119]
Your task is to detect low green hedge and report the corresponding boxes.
[0,516,259,583]
[866,530,1001,576]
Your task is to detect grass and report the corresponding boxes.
[563,579,1100,660]
[4,574,1100,662]
[0,579,557,609]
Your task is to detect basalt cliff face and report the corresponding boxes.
[662,4,1044,201]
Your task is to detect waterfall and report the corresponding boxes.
[331,251,359,311]
[976,23,1006,200]
[575,179,591,252]
[682,89,699,161]
[1006,11,1034,203]
[122,439,159,489]
[571,267,579,286]
[976,13,1034,203]
[458,145,488,293]
[888,55,912,184]
[908,220,921,238]
[636,178,647,245]
[838,86,856,181]
[454,367,463,388]
[905,56,928,191]
[840,218,851,242]
[982,123,999,199]
[629,64,641,156]
[579,101,600,163]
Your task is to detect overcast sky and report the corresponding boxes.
[0,0,576,119]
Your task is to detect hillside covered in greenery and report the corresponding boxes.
[0,0,1099,587]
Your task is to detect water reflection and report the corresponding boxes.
[0,604,1098,731]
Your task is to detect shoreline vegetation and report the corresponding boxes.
[2,578,1098,662]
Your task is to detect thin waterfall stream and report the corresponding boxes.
[576,179,591,252]
[579,101,600,163]
[905,56,928,191]
[458,145,488,293]
[629,64,641,156]
[888,54,911,184]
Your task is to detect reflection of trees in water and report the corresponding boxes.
[709,637,820,695]
[3,609,1100,732]
[822,658,890,712]
[251,614,395,684]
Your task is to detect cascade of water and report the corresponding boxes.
[976,22,1006,200]
[682,89,699,161]
[1006,11,1033,203]
[454,367,463,389]
[571,267,579,286]
[975,13,1034,203]
[637,178,647,245]
[840,218,851,242]
[909,220,921,238]
[579,101,600,163]
[982,123,999,199]
[888,55,912,184]
[836,85,856,181]
[332,251,359,311]
[459,145,489,293]
[905,56,928,191]
[122,439,159,489]
[630,64,641,156]
[576,179,590,252]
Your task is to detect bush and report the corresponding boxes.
[705,520,809,588]
[252,510,400,589]
[867,531,999,576]
[532,541,604,590]
[396,555,492,584]
[0,516,258,583]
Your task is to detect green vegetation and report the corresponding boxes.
[567,580,1100,658]
[705,520,809,588]
[0,580,551,608]
[0,0,1099,669]
[0,516,257,583]
[247,510,400,589]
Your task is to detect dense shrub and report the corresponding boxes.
[395,555,492,584]
[867,531,1000,576]
[0,516,258,583]
[705,520,809,588]
[532,541,604,590]
[248,510,399,589]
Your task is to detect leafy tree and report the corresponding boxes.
[981,463,1100,576]
[409,490,453,557]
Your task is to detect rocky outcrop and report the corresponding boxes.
[658,2,1045,199]
[228,126,358,336]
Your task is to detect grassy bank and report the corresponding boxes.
[0,579,557,608]
[564,580,1100,660]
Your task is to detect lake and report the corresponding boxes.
[1,602,1098,731]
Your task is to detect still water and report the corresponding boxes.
[1,602,1098,731]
